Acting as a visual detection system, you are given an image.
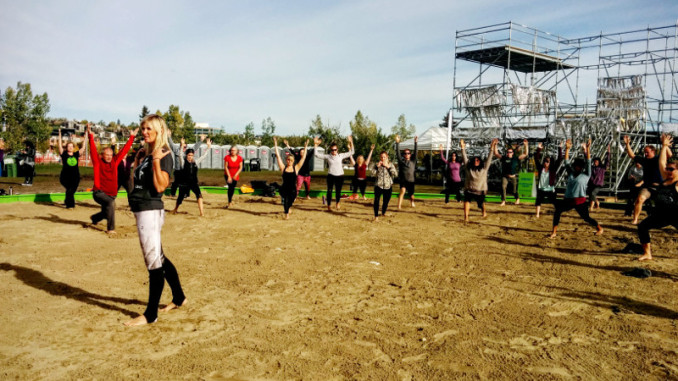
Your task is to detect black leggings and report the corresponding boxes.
[535,189,557,207]
[23,164,34,184]
[326,175,344,204]
[638,213,678,244]
[281,188,297,214]
[224,176,238,203]
[352,178,367,196]
[445,181,462,203]
[176,183,202,206]
[553,199,599,228]
[144,256,185,324]
[373,187,392,217]
[171,170,182,196]
[91,190,116,231]
[60,174,80,208]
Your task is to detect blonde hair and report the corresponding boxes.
[140,114,170,155]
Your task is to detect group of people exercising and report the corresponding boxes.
[51,113,676,326]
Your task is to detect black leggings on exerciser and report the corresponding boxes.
[638,213,678,244]
[281,189,297,214]
[91,190,116,231]
[60,174,80,208]
[373,187,392,217]
[224,176,237,203]
[176,183,202,206]
[326,174,344,204]
[144,257,185,323]
[552,199,598,227]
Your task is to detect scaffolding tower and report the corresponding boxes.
[447,21,678,194]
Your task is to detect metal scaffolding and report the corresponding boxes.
[446,21,678,194]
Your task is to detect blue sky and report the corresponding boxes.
[1,0,676,135]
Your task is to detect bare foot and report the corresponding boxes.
[482,213,487,218]
[124,315,150,326]
[410,202,415,208]
[500,201,506,206]
[514,200,520,205]
[336,203,341,210]
[595,226,604,235]
[372,216,378,222]
[107,230,117,235]
[305,196,311,200]
[631,219,639,225]
[535,214,540,219]
[327,205,332,212]
[171,209,178,214]
[637,253,653,261]
[284,213,289,220]
[548,232,557,239]
[160,298,188,312]
[227,202,233,208]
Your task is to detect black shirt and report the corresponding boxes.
[500,156,521,176]
[128,153,173,212]
[638,156,662,186]
[293,148,313,177]
[656,182,678,214]
[60,151,80,178]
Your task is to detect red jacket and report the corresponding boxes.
[89,133,135,197]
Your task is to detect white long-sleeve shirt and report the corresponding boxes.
[315,148,354,176]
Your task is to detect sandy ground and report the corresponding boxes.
[1,193,677,380]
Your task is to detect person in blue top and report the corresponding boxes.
[549,139,604,238]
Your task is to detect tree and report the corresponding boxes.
[139,105,150,120]
[243,122,255,144]
[163,104,184,138]
[0,82,51,152]
[349,110,380,156]
[182,111,196,142]
[308,115,345,150]
[260,117,276,147]
[391,114,416,141]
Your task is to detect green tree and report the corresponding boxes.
[243,122,255,144]
[182,111,196,142]
[0,82,51,152]
[260,117,276,147]
[308,115,345,150]
[391,114,416,141]
[163,105,184,138]
[139,105,150,120]
[349,110,380,156]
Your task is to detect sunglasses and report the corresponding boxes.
[331,149,338,152]
[667,167,676,172]
[404,152,411,155]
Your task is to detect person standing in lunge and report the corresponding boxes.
[495,139,529,206]
[58,127,88,209]
[350,144,374,200]
[461,138,497,222]
[439,144,463,204]
[274,137,309,219]
[171,138,212,216]
[549,139,604,238]
[533,141,563,218]
[395,135,418,209]
[371,151,397,221]
[224,145,244,208]
[125,114,187,326]
[314,136,354,211]
[636,134,678,261]
[588,144,611,211]
[88,123,137,234]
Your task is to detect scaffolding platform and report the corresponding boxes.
[456,45,576,73]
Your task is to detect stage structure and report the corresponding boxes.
[446,21,678,194]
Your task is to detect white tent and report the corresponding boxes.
[397,127,450,151]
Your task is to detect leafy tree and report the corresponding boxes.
[163,104,184,137]
[0,82,51,152]
[139,105,150,120]
[349,110,380,156]
[308,114,345,150]
[182,111,196,142]
[210,131,243,146]
[243,122,255,144]
[260,117,276,147]
[391,114,416,142]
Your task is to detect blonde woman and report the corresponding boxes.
[125,114,186,326]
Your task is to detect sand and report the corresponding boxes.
[0,193,677,380]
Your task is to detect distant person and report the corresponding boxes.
[349,144,374,200]
[88,123,137,234]
[588,144,611,211]
[439,144,462,204]
[624,157,644,217]
[495,139,529,205]
[274,137,309,219]
[171,139,212,216]
[283,140,314,199]
[58,127,88,209]
[125,114,186,326]
[371,151,397,221]
[168,132,204,197]
[0,138,5,177]
[623,135,672,224]
[550,139,604,238]
[395,135,418,209]
[314,136,354,211]
[636,134,678,261]
[533,142,563,218]
[461,138,497,222]
[19,140,36,186]
[224,145,244,208]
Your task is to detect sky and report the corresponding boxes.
[1,0,677,135]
